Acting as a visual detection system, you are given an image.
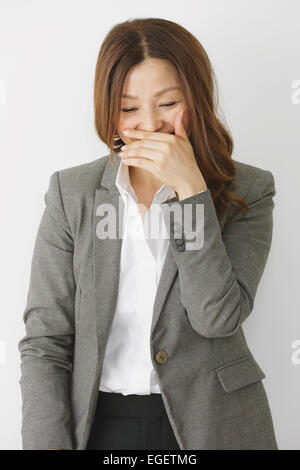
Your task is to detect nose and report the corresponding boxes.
[137,108,163,132]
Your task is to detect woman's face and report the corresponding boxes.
[117,58,190,145]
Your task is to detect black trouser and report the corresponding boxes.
[86,391,181,450]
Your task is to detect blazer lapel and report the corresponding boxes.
[150,245,178,335]
[93,153,179,355]
[93,155,124,355]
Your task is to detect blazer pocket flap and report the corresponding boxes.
[215,355,266,393]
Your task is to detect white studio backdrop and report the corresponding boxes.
[0,0,299,450]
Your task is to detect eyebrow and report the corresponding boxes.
[122,86,181,99]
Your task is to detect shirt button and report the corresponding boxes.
[155,350,168,364]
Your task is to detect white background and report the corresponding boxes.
[0,0,299,450]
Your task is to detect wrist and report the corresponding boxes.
[176,182,207,201]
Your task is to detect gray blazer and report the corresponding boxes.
[18,153,279,450]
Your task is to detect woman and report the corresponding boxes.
[18,17,279,450]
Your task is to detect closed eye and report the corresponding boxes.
[121,102,177,113]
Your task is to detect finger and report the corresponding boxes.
[123,129,173,142]
[122,139,163,151]
[175,109,188,141]
[120,147,160,162]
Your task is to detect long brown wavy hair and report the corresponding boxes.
[93,17,249,228]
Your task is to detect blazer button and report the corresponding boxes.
[177,244,185,251]
[155,350,168,364]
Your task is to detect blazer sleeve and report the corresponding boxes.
[18,171,75,450]
[161,169,276,338]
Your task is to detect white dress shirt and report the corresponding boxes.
[99,157,205,395]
